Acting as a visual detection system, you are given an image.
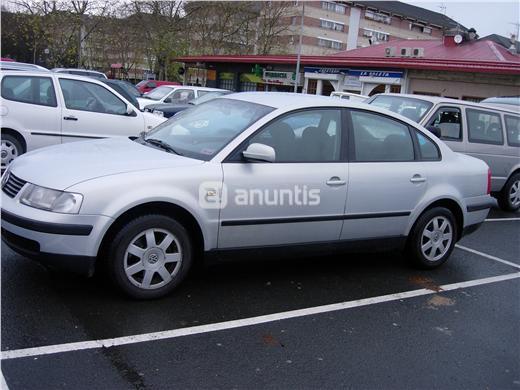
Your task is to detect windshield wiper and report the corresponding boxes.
[144,138,183,155]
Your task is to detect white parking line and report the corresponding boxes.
[0,369,9,390]
[1,272,519,361]
[456,244,520,270]
[485,218,520,222]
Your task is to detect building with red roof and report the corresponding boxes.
[178,32,520,101]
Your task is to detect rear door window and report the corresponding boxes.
[1,75,57,107]
[427,106,462,141]
[466,108,504,145]
[505,115,520,147]
[350,110,415,162]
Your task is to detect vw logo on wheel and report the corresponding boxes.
[148,253,159,264]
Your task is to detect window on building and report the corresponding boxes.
[307,80,317,95]
[350,110,415,162]
[505,115,520,147]
[362,29,389,41]
[321,1,346,14]
[318,38,343,50]
[422,26,432,34]
[467,108,504,145]
[219,79,234,91]
[1,76,57,107]
[320,19,345,32]
[427,107,462,141]
[364,10,391,24]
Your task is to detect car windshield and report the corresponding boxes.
[145,86,174,100]
[368,95,433,122]
[143,98,274,161]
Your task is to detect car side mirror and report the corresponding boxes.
[126,104,137,117]
[242,143,276,163]
[426,125,441,138]
[163,97,172,103]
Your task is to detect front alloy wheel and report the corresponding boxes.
[109,215,193,299]
[1,135,22,170]
[124,228,183,290]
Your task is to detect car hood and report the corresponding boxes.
[10,138,203,190]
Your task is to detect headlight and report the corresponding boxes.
[153,110,164,117]
[20,184,83,214]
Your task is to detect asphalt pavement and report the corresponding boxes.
[1,208,519,389]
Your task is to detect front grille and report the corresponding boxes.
[2,173,27,198]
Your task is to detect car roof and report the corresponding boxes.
[371,93,519,115]
[52,68,104,74]
[224,92,355,109]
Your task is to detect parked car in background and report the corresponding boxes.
[1,61,49,72]
[367,93,520,211]
[100,79,141,109]
[135,80,180,94]
[0,70,166,169]
[137,86,227,110]
[51,68,107,79]
[330,91,368,102]
[1,92,492,298]
[145,90,231,118]
[480,96,520,110]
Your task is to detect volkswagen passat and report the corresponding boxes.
[1,93,493,299]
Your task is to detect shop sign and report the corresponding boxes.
[219,72,235,80]
[349,69,403,84]
[344,75,362,88]
[304,67,349,75]
[262,70,302,86]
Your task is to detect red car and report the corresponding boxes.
[136,80,181,94]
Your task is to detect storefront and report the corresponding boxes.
[177,35,519,100]
[303,67,404,96]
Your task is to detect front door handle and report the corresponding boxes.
[410,174,426,183]
[63,116,78,121]
[326,176,346,186]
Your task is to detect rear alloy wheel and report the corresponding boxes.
[407,207,457,269]
[108,215,193,299]
[497,173,520,212]
[1,134,23,170]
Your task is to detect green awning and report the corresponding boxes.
[240,73,264,83]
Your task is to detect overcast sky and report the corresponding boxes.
[404,1,520,38]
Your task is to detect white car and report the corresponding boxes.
[0,70,166,169]
[137,86,227,110]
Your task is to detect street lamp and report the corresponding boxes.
[294,2,305,93]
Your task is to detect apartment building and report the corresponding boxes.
[282,1,463,55]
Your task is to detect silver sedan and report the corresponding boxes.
[1,92,493,299]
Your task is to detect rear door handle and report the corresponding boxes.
[410,174,426,183]
[63,116,78,121]
[326,176,346,186]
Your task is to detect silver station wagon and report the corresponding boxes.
[367,93,520,211]
[1,93,493,298]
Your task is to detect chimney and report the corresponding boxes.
[509,34,518,55]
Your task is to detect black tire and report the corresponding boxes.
[1,133,24,170]
[497,173,520,212]
[108,214,193,299]
[406,207,457,269]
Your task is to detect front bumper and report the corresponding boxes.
[1,191,113,276]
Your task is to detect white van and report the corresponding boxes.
[367,93,520,211]
[1,70,166,169]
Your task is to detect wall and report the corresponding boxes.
[408,70,520,100]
